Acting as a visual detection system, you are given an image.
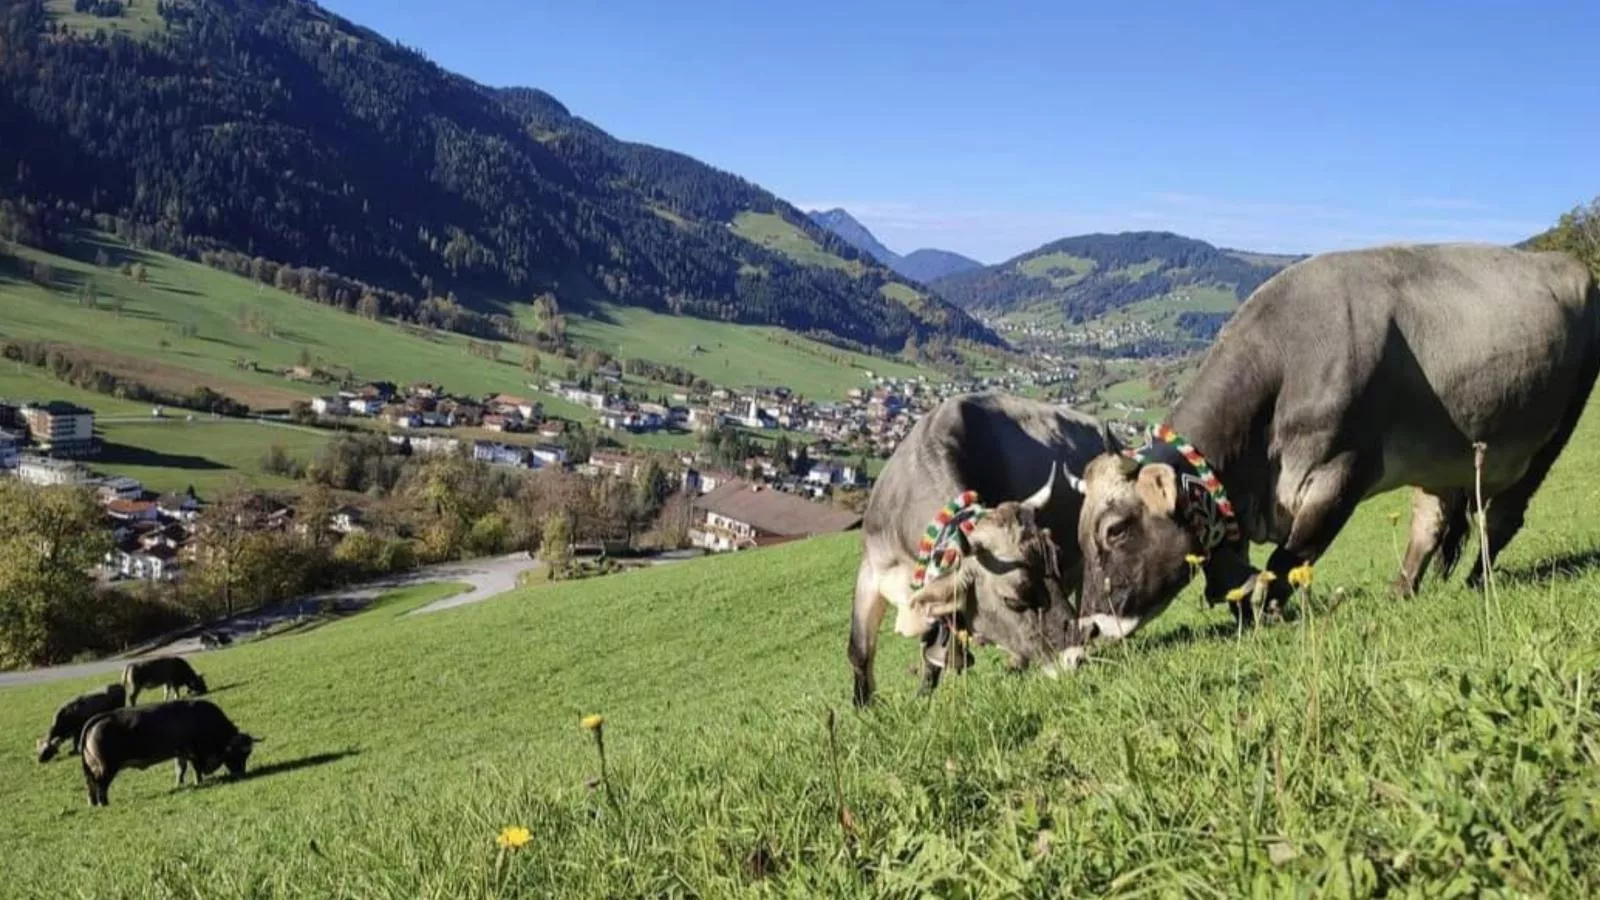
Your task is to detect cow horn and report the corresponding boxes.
[1019,462,1057,511]
[1062,462,1087,495]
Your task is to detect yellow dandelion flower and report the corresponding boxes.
[1225,586,1248,604]
[955,629,970,646]
[496,825,531,850]
[581,714,604,731]
[1257,570,1278,584]
[1288,563,1315,588]
[1184,554,1205,567]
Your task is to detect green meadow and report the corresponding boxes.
[5,391,1600,895]
[94,419,331,495]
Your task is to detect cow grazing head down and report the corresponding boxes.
[907,466,1080,675]
[219,732,258,777]
[36,738,59,764]
[1067,453,1201,652]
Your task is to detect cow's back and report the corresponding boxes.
[864,392,1106,561]
[1186,242,1600,497]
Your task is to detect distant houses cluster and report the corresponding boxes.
[0,398,99,478]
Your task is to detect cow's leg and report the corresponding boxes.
[175,758,187,786]
[848,559,888,708]
[1274,451,1377,593]
[1394,488,1468,598]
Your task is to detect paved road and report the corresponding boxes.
[0,552,539,689]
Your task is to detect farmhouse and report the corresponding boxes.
[690,480,861,552]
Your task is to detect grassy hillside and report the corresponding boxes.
[565,303,932,399]
[6,393,1600,894]
[0,235,936,408]
[7,0,999,352]
[934,232,1301,342]
[96,420,330,495]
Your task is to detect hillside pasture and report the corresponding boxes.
[94,419,330,495]
[5,389,1600,894]
[565,303,931,399]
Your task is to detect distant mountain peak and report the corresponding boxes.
[807,208,983,284]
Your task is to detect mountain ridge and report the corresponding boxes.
[929,230,1305,342]
[0,0,999,354]
[807,208,984,284]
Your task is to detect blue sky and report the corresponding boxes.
[324,0,1600,263]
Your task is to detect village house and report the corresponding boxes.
[682,467,740,495]
[105,498,160,523]
[531,444,568,468]
[311,396,345,416]
[21,401,96,457]
[0,427,24,469]
[16,455,89,486]
[94,476,144,502]
[389,434,461,456]
[587,449,638,479]
[157,493,202,522]
[107,540,178,582]
[690,480,862,552]
[538,419,565,438]
[473,440,530,468]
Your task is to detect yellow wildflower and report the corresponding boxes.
[955,629,970,646]
[1257,571,1277,584]
[1387,512,1401,525]
[1184,554,1205,567]
[1225,586,1248,604]
[581,714,604,731]
[496,825,531,850]
[1288,563,1315,589]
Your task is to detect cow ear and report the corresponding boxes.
[1135,463,1179,515]
[910,569,970,619]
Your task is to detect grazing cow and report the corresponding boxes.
[1065,243,1600,655]
[80,699,259,807]
[849,391,1116,705]
[35,683,126,763]
[122,656,208,706]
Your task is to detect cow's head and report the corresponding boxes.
[1066,453,1199,653]
[907,466,1079,674]
[189,674,209,696]
[36,738,59,764]
[221,733,258,777]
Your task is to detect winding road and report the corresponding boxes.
[0,552,540,689]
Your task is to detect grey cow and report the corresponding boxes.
[35,683,126,762]
[80,699,259,807]
[849,392,1116,705]
[1064,242,1600,654]
[123,656,208,706]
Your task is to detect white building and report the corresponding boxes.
[16,455,89,486]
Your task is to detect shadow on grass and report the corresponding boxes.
[96,441,227,473]
[1495,547,1600,586]
[195,750,361,790]
[201,681,246,695]
[1136,620,1244,653]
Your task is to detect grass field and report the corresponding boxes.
[565,303,931,399]
[0,236,560,407]
[94,419,331,495]
[1,235,933,410]
[6,386,1600,894]
[730,212,865,275]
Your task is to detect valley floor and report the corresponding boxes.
[5,400,1600,896]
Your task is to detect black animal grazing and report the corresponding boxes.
[80,699,259,807]
[35,683,126,763]
[122,656,208,706]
